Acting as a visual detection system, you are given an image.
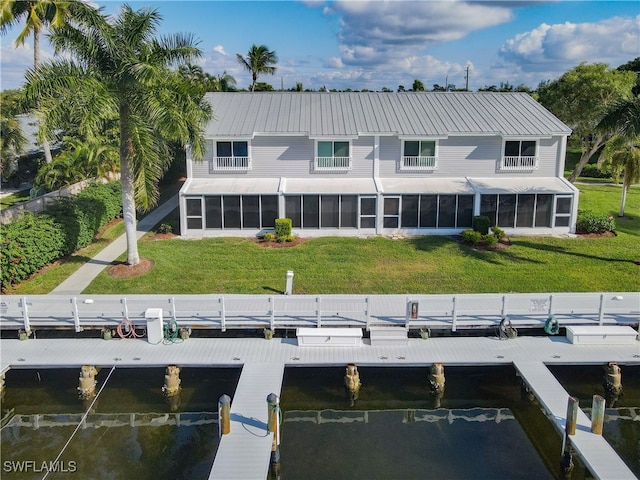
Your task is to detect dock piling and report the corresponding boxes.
[218,394,231,437]
[590,395,605,435]
[344,364,361,407]
[78,365,97,400]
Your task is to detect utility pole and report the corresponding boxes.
[465,64,470,91]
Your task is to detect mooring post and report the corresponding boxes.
[267,393,281,476]
[218,394,231,437]
[162,366,181,397]
[429,363,445,395]
[78,365,98,400]
[561,396,578,475]
[603,362,622,395]
[591,395,606,435]
[344,364,361,407]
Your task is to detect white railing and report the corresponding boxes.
[500,156,538,171]
[2,292,638,333]
[400,156,438,171]
[314,156,351,172]
[209,156,251,172]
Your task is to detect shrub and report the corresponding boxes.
[472,215,491,235]
[277,234,297,243]
[483,234,498,246]
[576,210,616,234]
[581,164,611,179]
[274,218,292,239]
[491,226,506,241]
[461,229,483,244]
[263,232,276,241]
[157,223,173,234]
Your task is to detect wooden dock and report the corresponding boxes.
[514,360,637,480]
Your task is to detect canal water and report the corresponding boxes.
[2,364,637,479]
[1,367,240,480]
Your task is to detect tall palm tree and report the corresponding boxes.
[0,0,98,163]
[597,96,640,217]
[236,44,277,92]
[23,5,212,266]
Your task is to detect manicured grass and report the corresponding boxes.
[0,188,31,209]
[84,184,640,295]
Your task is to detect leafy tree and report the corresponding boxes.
[253,81,274,92]
[0,0,98,163]
[537,62,636,182]
[597,95,640,216]
[617,57,640,95]
[412,79,425,92]
[397,85,405,92]
[23,5,212,266]
[0,89,27,177]
[214,71,236,92]
[235,44,278,92]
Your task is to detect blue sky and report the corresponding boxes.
[1,1,638,91]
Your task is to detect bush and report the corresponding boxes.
[473,215,491,235]
[0,181,122,292]
[277,234,297,243]
[461,229,483,244]
[581,164,611,179]
[491,226,506,241]
[263,232,276,241]
[274,218,292,239]
[576,210,616,234]
[157,223,173,234]
[483,234,498,246]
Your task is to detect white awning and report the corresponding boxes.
[282,177,378,194]
[378,177,475,194]
[467,177,577,194]
[182,177,282,195]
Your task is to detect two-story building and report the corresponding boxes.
[179,92,576,238]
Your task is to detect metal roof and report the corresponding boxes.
[203,92,572,138]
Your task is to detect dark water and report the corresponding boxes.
[0,367,241,480]
[278,366,594,480]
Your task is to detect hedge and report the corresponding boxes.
[576,210,616,234]
[1,181,122,292]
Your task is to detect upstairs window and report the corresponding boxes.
[315,141,351,171]
[401,140,437,170]
[501,140,537,171]
[211,141,251,171]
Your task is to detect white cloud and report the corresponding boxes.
[213,45,227,56]
[499,16,640,69]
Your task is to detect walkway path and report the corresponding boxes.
[50,194,178,295]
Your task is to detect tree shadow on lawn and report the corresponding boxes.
[511,239,633,264]
[454,241,545,266]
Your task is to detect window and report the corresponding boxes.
[383,197,400,228]
[202,195,278,229]
[315,141,351,171]
[360,197,376,228]
[186,198,202,229]
[501,140,538,171]
[555,195,572,227]
[420,195,437,228]
[286,195,362,229]
[321,195,340,228]
[401,140,437,170]
[480,193,570,229]
[341,195,358,228]
[401,195,419,228]
[535,194,553,227]
[516,194,535,227]
[211,141,250,171]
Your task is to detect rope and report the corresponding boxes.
[41,365,116,480]
[116,317,143,339]
[163,319,183,344]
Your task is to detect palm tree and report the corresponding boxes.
[236,44,277,92]
[597,96,640,217]
[23,5,212,266]
[0,0,98,163]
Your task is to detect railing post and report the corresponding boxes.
[501,295,507,319]
[270,296,275,331]
[316,297,322,328]
[220,297,226,332]
[365,297,370,330]
[598,293,605,326]
[452,296,458,332]
[122,297,129,319]
[72,297,82,332]
[21,296,30,334]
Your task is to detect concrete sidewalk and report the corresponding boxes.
[50,194,178,295]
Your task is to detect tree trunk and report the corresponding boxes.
[33,27,53,164]
[618,184,627,217]
[568,134,605,183]
[119,105,140,266]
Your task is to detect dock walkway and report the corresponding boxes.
[209,363,285,480]
[514,360,637,480]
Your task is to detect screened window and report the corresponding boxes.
[261,196,278,228]
[186,198,202,230]
[480,195,497,226]
[242,196,260,229]
[223,196,241,229]
[457,195,474,228]
[480,193,570,229]
[303,195,320,228]
[420,195,437,228]
[555,196,572,227]
[497,195,516,228]
[286,196,302,227]
[205,197,222,229]
[341,195,358,228]
[535,194,553,227]
[438,195,456,228]
[516,194,535,228]
[203,195,278,229]
[321,195,340,228]
[360,197,376,228]
[384,197,400,228]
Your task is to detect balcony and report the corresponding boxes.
[314,156,351,172]
[500,156,538,172]
[210,156,251,172]
[400,156,438,171]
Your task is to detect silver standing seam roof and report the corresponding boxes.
[203,92,572,138]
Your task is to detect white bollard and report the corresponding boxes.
[285,270,294,295]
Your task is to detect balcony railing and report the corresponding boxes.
[400,156,438,171]
[500,156,538,171]
[314,156,351,172]
[210,156,251,172]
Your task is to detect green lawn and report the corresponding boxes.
[80,184,639,295]
[0,188,31,209]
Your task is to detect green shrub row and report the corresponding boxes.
[461,225,506,247]
[1,181,122,291]
[274,218,292,239]
[580,164,611,179]
[576,210,616,234]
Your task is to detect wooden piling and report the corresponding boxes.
[591,395,605,435]
[218,394,231,437]
[565,396,578,436]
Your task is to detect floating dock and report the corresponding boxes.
[1,335,638,479]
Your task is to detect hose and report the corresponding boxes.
[163,319,183,344]
[117,317,143,339]
[498,316,517,339]
[544,315,560,335]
